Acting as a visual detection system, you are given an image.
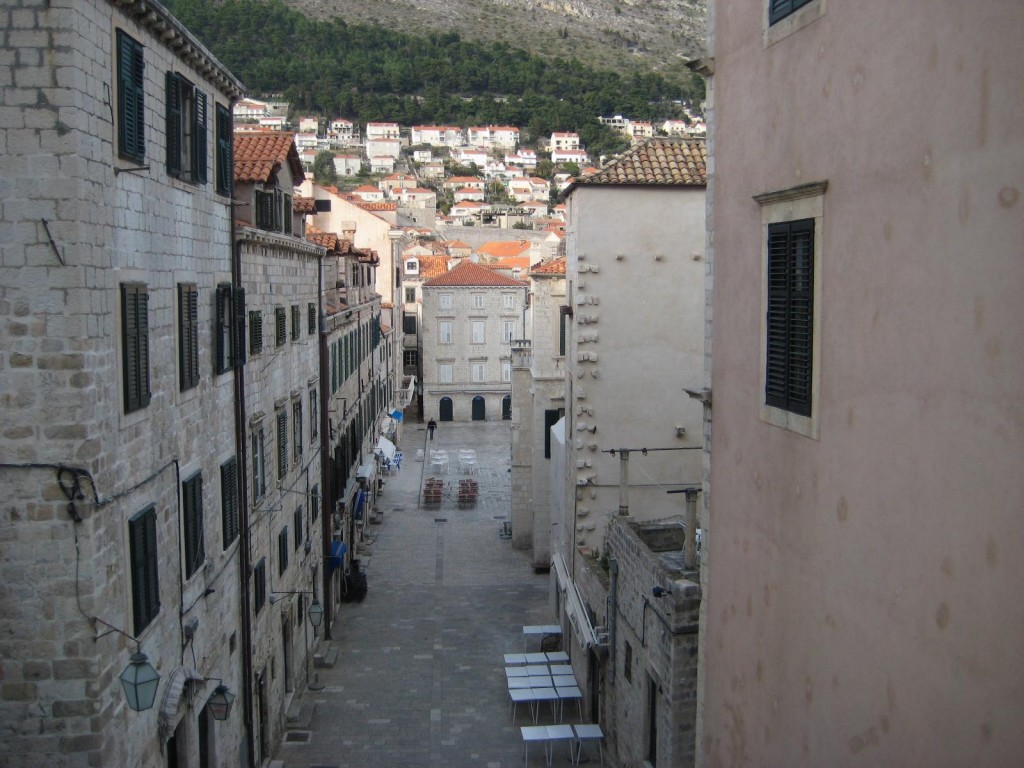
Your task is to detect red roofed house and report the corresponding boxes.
[420,261,528,422]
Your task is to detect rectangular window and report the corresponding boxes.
[178,283,199,390]
[311,484,320,521]
[502,361,512,382]
[439,363,453,384]
[472,320,485,344]
[559,306,570,356]
[404,287,416,303]
[214,284,233,374]
[403,350,418,368]
[277,411,288,481]
[309,387,318,442]
[215,103,232,195]
[281,191,293,235]
[275,307,286,347]
[544,408,563,459]
[308,302,317,335]
[253,558,266,614]
[766,219,814,417]
[503,293,515,310]
[769,0,813,25]
[182,472,204,579]
[121,283,151,413]
[221,457,239,550]
[439,293,453,310]
[252,428,266,500]
[278,526,288,576]
[439,321,453,344]
[166,72,207,183]
[472,294,485,309]
[472,362,486,383]
[403,314,417,335]
[291,305,300,341]
[503,320,515,343]
[129,505,159,635]
[116,30,145,163]
[255,190,275,231]
[293,507,303,552]
[293,400,303,462]
[249,310,263,355]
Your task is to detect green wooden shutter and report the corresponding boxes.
[215,283,231,374]
[293,507,302,551]
[129,506,159,635]
[221,458,239,549]
[117,31,145,162]
[216,104,233,195]
[122,284,151,413]
[308,303,316,335]
[278,527,288,575]
[769,0,812,24]
[183,473,204,578]
[275,306,286,346]
[233,286,246,367]
[766,220,814,416]
[277,411,287,480]
[166,72,182,177]
[273,189,284,232]
[193,89,208,184]
[179,284,199,390]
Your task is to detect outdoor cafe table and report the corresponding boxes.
[548,664,573,676]
[521,724,576,768]
[556,685,583,722]
[572,724,604,765]
[523,664,549,675]
[504,653,529,665]
[552,674,577,687]
[523,624,562,649]
[506,666,529,677]
[546,651,570,663]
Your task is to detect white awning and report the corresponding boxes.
[552,553,599,649]
[375,436,396,461]
[356,460,376,482]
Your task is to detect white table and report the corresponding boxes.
[509,688,535,722]
[548,664,573,676]
[546,651,570,663]
[552,674,576,687]
[506,666,529,678]
[504,653,528,665]
[556,685,583,722]
[508,677,533,689]
[523,624,562,650]
[545,725,576,766]
[572,723,604,765]
[523,664,549,676]
[520,725,548,768]
[527,687,559,723]
[524,652,549,664]
[527,675,553,688]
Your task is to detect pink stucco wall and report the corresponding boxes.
[703,2,1024,766]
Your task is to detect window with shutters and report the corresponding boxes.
[308,302,317,335]
[291,305,300,341]
[502,360,512,382]
[255,190,275,231]
[439,363,453,383]
[215,103,232,195]
[165,73,207,184]
[178,284,199,390]
[275,307,286,347]
[503,293,515,310]
[282,191,293,235]
[502,320,515,343]
[768,0,813,25]
[121,283,151,414]
[755,181,825,438]
[472,320,485,344]
[182,472,205,578]
[439,293,453,310]
[221,457,239,550]
[277,411,288,481]
[439,321,453,344]
[278,526,288,576]
[471,362,486,383]
[249,310,263,355]
[251,428,267,500]
[129,505,159,635]
[472,294,485,309]
[214,284,233,374]
[293,400,303,463]
[293,507,303,552]
[116,30,146,163]
[253,558,266,614]
[764,0,823,45]
[309,387,318,442]
[403,314,417,335]
[403,350,418,368]
[311,484,320,521]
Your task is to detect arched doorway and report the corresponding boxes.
[502,394,512,420]
[439,397,453,422]
[472,396,486,421]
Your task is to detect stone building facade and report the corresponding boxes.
[0,2,246,765]
[420,260,529,423]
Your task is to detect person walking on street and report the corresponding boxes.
[427,419,436,440]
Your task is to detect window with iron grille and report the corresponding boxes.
[178,284,199,390]
[249,310,263,355]
[116,30,145,163]
[293,400,303,462]
[215,103,232,195]
[253,558,266,614]
[182,472,204,578]
[129,505,159,635]
[275,307,286,347]
[765,219,814,417]
[166,72,207,184]
[769,0,814,25]
[277,411,288,481]
[278,526,288,576]
[221,457,239,550]
[121,283,151,413]
[291,304,300,341]
[308,302,316,335]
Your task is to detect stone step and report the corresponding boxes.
[314,645,339,668]
[286,699,314,729]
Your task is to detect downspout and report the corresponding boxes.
[232,232,256,767]
[317,254,333,639]
[608,557,618,684]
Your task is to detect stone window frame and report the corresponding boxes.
[764,0,826,47]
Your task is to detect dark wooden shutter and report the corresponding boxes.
[283,193,292,235]
[221,458,239,549]
[291,305,300,340]
[165,72,182,177]
[769,0,812,24]
[249,310,262,354]
[277,411,288,480]
[179,284,199,390]
[122,284,150,413]
[255,190,275,230]
[233,286,246,366]
[183,473,204,578]
[214,283,231,374]
[254,559,266,613]
[273,189,284,232]
[117,31,145,162]
[129,506,159,635]
[193,89,208,184]
[278,527,288,575]
[294,508,303,551]
[308,303,316,335]
[275,306,286,346]
[215,104,233,195]
[766,220,814,416]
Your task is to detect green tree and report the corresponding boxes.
[312,150,337,186]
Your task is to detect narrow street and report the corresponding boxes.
[273,420,557,768]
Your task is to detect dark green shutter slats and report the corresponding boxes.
[769,0,812,25]
[215,283,231,374]
[233,286,247,366]
[277,411,287,480]
[183,473,204,578]
[221,458,239,549]
[308,303,316,335]
[122,284,151,413]
[766,220,814,416]
[166,72,182,177]
[129,506,159,635]
[273,189,284,232]
[179,284,199,390]
[278,527,288,575]
[275,306,286,346]
[215,104,233,195]
[255,190,275,230]
[193,89,208,184]
[117,31,145,162]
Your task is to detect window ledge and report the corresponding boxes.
[764,0,826,48]
[754,181,828,207]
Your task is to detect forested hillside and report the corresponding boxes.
[164,0,704,155]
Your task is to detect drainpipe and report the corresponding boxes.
[608,557,618,684]
[684,488,699,570]
[317,254,333,639]
[618,449,630,516]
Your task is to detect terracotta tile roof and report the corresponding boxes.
[578,137,706,187]
[422,259,527,288]
[410,255,451,279]
[481,256,531,272]
[531,257,566,275]
[233,133,304,184]
[293,196,315,215]
[476,240,531,259]
[306,231,358,255]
